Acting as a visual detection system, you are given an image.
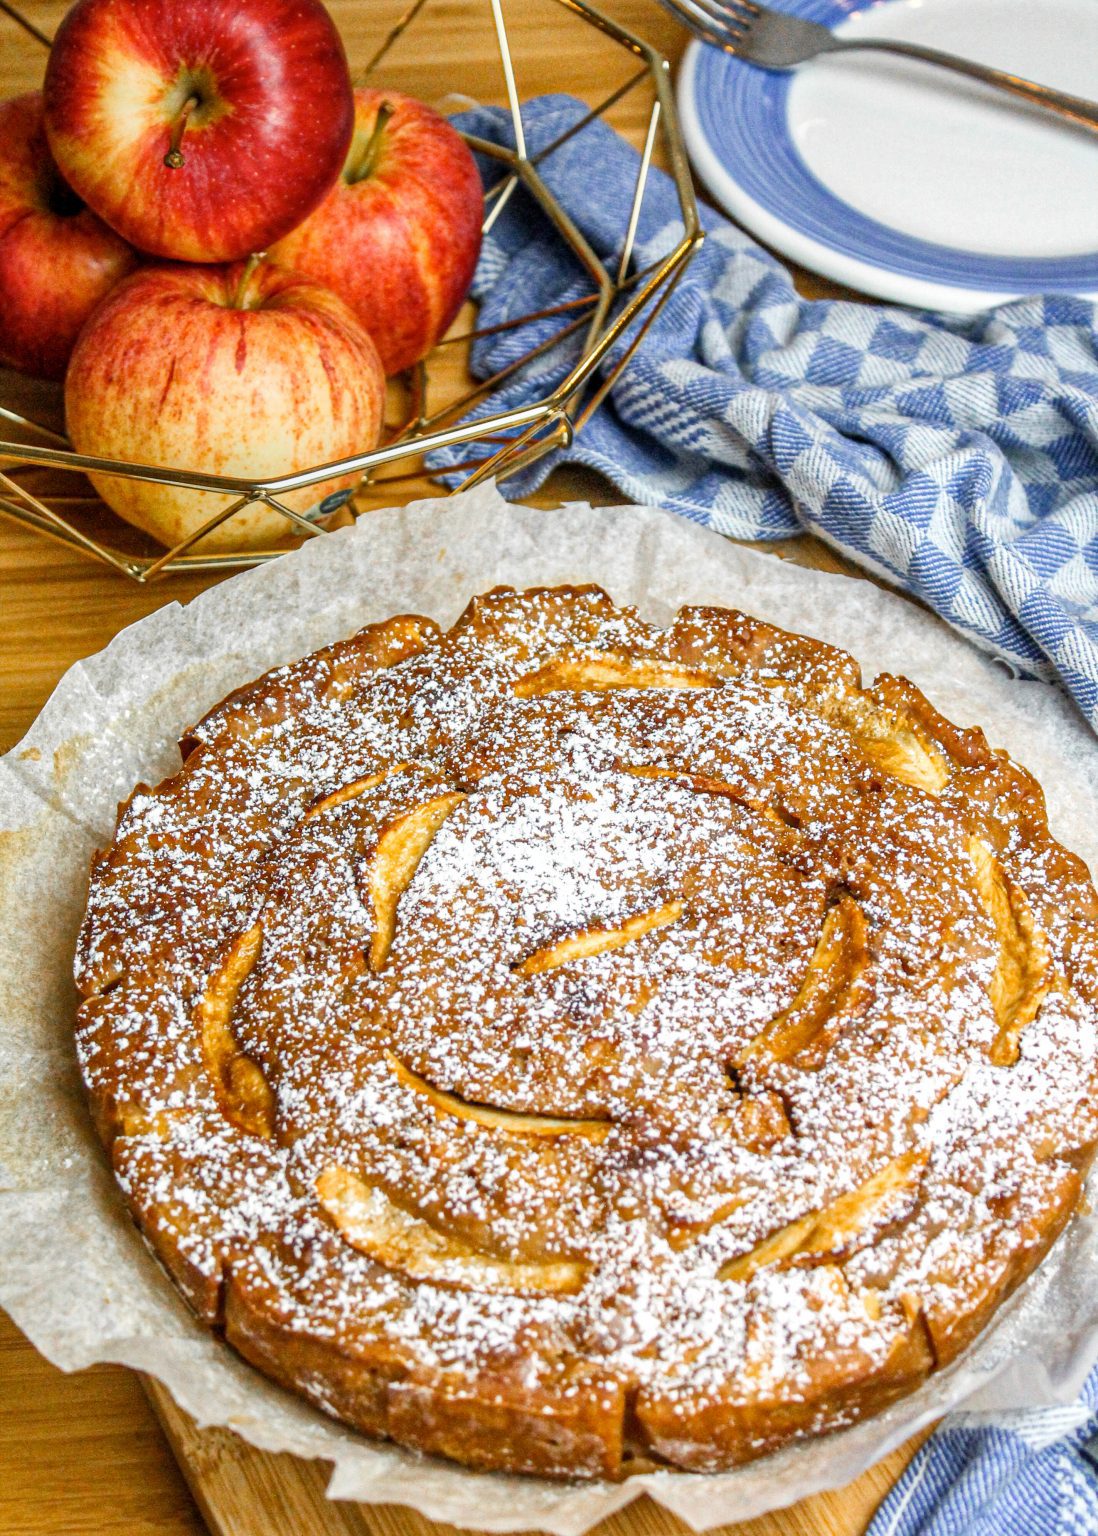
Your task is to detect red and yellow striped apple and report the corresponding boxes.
[0,92,138,379]
[43,0,354,263]
[270,89,483,375]
[65,259,386,552]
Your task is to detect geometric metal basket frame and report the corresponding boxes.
[0,0,701,580]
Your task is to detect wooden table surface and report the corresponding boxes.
[0,1,929,1533]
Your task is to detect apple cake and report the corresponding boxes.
[75,585,1098,1479]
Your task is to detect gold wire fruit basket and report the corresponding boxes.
[0,0,700,581]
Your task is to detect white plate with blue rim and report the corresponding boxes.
[677,0,1098,312]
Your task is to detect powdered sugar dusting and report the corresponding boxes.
[73,585,1098,1476]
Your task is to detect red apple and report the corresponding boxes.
[270,89,483,375]
[43,0,354,263]
[0,93,138,380]
[65,259,385,552]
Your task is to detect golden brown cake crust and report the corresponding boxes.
[75,586,1098,1479]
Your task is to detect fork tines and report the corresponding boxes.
[658,0,760,53]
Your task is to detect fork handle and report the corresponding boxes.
[824,38,1098,132]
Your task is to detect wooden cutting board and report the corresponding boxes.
[143,1379,931,1536]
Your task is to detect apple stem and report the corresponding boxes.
[346,100,395,185]
[164,94,200,170]
[232,252,266,310]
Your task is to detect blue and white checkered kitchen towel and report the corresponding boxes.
[433,94,1098,735]
[867,1378,1098,1536]
[433,94,1098,1532]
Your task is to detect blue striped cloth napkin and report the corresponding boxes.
[869,1376,1098,1536]
[429,93,1098,1532]
[432,94,1098,735]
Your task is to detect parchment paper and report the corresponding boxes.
[2,484,1098,1535]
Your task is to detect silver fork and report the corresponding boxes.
[661,0,1098,133]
